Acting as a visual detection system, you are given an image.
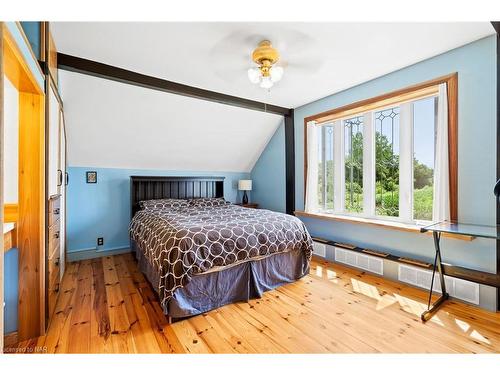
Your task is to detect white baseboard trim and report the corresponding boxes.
[67,246,131,262]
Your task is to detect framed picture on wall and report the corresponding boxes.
[86,171,97,183]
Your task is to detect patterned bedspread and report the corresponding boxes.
[129,203,313,309]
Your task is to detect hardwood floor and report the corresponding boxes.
[7,253,500,353]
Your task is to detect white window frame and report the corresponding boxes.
[316,95,437,225]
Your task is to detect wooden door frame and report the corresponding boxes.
[42,21,67,326]
[0,22,5,350]
[59,108,68,276]
[3,23,46,340]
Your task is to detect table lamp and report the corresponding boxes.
[238,180,252,205]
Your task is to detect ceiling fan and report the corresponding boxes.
[207,27,324,91]
[247,40,284,90]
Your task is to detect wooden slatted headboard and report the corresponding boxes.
[130,176,225,218]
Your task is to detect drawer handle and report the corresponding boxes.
[54,231,60,239]
[55,258,60,266]
[54,284,59,293]
[53,208,60,215]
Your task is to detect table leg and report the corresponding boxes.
[421,231,449,322]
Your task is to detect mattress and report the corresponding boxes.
[129,203,313,314]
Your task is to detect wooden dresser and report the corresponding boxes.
[47,195,61,320]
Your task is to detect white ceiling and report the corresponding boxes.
[59,70,283,172]
[52,22,495,108]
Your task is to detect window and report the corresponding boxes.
[413,97,436,221]
[317,125,334,210]
[344,116,363,213]
[374,107,399,217]
[305,75,457,225]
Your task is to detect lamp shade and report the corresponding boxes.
[238,179,252,191]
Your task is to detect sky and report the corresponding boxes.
[413,96,436,168]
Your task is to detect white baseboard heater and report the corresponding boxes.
[324,244,480,306]
[398,264,480,305]
[334,246,384,275]
[312,241,327,257]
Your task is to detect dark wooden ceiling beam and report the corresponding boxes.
[492,21,500,34]
[57,52,291,116]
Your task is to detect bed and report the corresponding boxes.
[129,176,313,320]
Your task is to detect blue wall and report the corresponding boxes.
[20,22,41,59]
[67,167,250,255]
[255,36,497,272]
[250,122,286,213]
[4,248,19,334]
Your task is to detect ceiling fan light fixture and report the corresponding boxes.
[247,40,284,90]
[259,76,273,89]
[247,67,261,84]
[269,66,284,82]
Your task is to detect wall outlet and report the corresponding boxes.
[97,237,104,246]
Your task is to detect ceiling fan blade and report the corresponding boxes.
[280,59,325,73]
[212,67,250,82]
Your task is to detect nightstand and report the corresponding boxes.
[236,203,259,209]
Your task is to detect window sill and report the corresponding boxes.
[294,211,474,241]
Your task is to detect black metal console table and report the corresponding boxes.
[420,221,499,322]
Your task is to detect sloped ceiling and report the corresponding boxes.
[59,70,283,172]
[51,22,495,108]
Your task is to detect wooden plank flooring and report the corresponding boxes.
[7,253,500,353]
